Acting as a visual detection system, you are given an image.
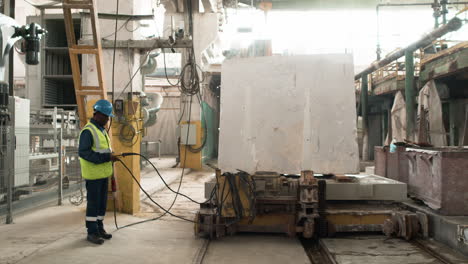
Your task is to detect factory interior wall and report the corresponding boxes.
[143,96,180,155]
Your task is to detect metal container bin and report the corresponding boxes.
[374,146,409,184]
[405,147,468,216]
[374,146,387,177]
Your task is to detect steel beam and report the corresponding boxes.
[7,0,14,96]
[405,50,415,141]
[462,106,468,146]
[361,75,369,160]
[58,118,63,206]
[79,39,193,49]
[449,101,457,146]
[5,120,13,224]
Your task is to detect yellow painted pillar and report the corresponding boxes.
[109,99,142,214]
[109,130,141,214]
[85,99,142,214]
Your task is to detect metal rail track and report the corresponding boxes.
[411,239,455,264]
[192,238,210,264]
[195,234,457,264]
[301,238,335,264]
[302,237,455,264]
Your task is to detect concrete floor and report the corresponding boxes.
[0,157,309,264]
[205,235,309,264]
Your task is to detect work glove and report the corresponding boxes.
[110,153,120,162]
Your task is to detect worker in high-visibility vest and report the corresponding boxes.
[78,99,117,245]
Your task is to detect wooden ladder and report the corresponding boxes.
[62,0,107,128]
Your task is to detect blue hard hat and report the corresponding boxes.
[93,99,114,117]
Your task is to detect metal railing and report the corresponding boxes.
[354,50,422,93]
[419,39,468,66]
[0,125,82,223]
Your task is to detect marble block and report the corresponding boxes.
[218,55,359,174]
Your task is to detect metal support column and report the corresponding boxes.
[7,0,15,96]
[361,75,369,161]
[405,50,415,141]
[462,106,468,146]
[433,0,441,28]
[5,97,14,224]
[53,107,63,205]
[58,119,63,205]
[441,0,448,25]
[434,14,440,29]
[4,120,13,224]
[449,101,457,146]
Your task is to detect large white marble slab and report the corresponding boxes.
[219,55,359,174]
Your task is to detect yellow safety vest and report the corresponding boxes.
[79,122,113,180]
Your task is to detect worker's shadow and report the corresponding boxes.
[46,232,112,253]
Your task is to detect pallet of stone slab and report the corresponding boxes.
[204,173,407,202]
[405,147,468,216]
[218,55,359,175]
[324,174,407,201]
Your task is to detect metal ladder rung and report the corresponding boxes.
[63,0,92,3]
[63,0,107,128]
[63,3,94,9]
[69,47,98,55]
[63,0,93,9]
[80,86,102,91]
[71,45,96,50]
[76,90,105,96]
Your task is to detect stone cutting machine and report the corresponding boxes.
[194,169,430,240]
[195,170,323,239]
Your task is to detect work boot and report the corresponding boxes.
[98,229,112,240]
[87,233,104,245]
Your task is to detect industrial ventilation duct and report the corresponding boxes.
[141,92,163,127]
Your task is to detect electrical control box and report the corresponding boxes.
[180,124,197,145]
[114,99,124,117]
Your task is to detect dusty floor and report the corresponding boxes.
[0,157,309,264]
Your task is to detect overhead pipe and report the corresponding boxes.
[141,92,163,127]
[355,16,463,80]
[375,1,468,60]
[376,2,437,59]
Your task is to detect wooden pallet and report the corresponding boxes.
[62,0,107,128]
